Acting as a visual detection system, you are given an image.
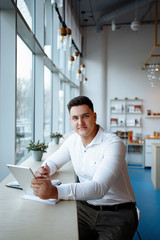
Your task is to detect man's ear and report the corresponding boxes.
[94,112,97,121]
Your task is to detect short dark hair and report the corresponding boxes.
[67,96,94,112]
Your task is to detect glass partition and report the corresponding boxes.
[44,66,52,140]
[44,0,52,58]
[16,36,33,163]
[58,80,65,133]
[17,0,34,31]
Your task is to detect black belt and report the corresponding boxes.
[82,201,136,211]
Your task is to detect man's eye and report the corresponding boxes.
[83,114,89,118]
[72,116,78,120]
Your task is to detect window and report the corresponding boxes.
[59,47,66,73]
[17,0,34,31]
[58,80,65,133]
[44,66,52,140]
[44,0,52,58]
[0,0,80,183]
[16,36,33,163]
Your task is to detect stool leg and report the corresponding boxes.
[137,229,142,240]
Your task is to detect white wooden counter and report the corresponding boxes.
[151,143,160,190]
[0,156,79,240]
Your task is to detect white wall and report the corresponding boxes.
[81,27,108,128]
[0,10,16,181]
[82,24,160,137]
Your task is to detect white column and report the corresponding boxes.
[34,0,45,142]
[81,26,107,129]
[0,10,16,181]
[65,83,70,133]
[35,0,45,47]
[34,55,44,142]
[52,73,59,133]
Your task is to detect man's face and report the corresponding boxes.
[70,104,97,139]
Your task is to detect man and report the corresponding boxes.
[31,96,138,240]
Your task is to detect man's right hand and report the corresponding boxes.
[35,164,50,179]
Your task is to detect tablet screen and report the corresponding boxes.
[7,164,35,195]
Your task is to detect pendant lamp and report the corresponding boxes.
[57,27,67,50]
[80,64,85,75]
[77,69,82,81]
[68,56,75,71]
[83,77,88,85]
[66,28,72,48]
[74,51,79,64]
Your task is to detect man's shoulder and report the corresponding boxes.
[102,130,123,143]
[63,131,79,143]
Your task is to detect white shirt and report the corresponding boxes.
[44,126,135,206]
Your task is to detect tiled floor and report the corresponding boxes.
[128,168,160,240]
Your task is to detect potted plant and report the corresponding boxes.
[50,132,63,144]
[26,140,48,161]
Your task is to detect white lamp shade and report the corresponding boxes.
[130,19,140,31]
[83,77,88,85]
[68,56,75,71]
[77,70,82,81]
[57,28,67,50]
[80,64,86,75]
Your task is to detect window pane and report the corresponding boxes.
[59,81,64,133]
[44,0,52,58]
[17,0,34,31]
[16,36,33,164]
[44,66,52,139]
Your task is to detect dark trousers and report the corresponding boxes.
[77,201,138,240]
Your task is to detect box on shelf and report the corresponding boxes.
[134,105,142,113]
[116,131,128,139]
[126,119,135,126]
[127,104,142,113]
[110,118,118,126]
[127,105,134,113]
[111,104,125,113]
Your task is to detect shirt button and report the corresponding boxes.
[84,150,86,152]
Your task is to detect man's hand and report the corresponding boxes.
[35,164,50,179]
[31,179,58,200]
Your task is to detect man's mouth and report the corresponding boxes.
[78,127,86,130]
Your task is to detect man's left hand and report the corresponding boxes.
[31,179,58,200]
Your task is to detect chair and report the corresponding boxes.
[136,207,142,240]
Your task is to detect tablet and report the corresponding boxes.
[7,164,35,195]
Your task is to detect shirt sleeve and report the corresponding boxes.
[57,140,126,200]
[42,140,71,176]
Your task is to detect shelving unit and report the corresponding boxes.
[110,98,143,140]
[126,142,144,168]
[110,98,143,167]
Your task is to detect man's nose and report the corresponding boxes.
[78,117,84,124]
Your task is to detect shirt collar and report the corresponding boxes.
[80,125,104,148]
[89,125,104,146]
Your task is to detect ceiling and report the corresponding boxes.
[70,0,160,32]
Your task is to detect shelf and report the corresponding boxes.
[126,112,142,114]
[127,142,144,146]
[111,99,143,102]
[111,125,141,128]
[110,125,125,127]
[111,112,142,114]
[111,112,125,114]
[145,115,160,118]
